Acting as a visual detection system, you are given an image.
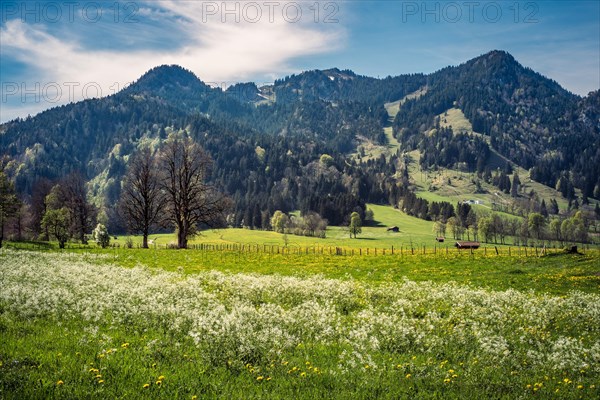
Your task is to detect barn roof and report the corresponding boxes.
[455,241,480,248]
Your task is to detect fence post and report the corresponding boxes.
[495,246,499,256]
[391,246,394,255]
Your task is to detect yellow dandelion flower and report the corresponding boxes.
[526,384,532,389]
[158,375,165,381]
[405,374,411,379]
[56,380,64,386]
[590,385,596,389]
[155,380,162,386]
[192,396,198,400]
[448,369,454,374]
[256,376,264,381]
[452,374,458,378]
[300,372,307,378]
[364,364,370,369]
[577,385,583,389]
[444,378,451,384]
[95,374,102,379]
[143,383,150,389]
[266,377,272,381]
[98,380,104,384]
[121,343,129,348]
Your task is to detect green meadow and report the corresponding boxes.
[2,204,600,399]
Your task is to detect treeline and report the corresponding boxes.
[435,207,596,246]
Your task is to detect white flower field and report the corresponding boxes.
[1,249,599,399]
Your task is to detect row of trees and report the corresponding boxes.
[436,209,592,246]
[270,210,328,238]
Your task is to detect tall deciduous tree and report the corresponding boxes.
[61,173,97,244]
[0,171,19,248]
[161,133,230,249]
[270,210,289,233]
[42,208,71,248]
[349,211,362,238]
[120,146,166,248]
[528,212,546,240]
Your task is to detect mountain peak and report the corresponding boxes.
[124,65,207,95]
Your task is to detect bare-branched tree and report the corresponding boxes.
[160,133,231,249]
[120,146,167,248]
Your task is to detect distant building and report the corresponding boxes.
[387,226,400,232]
[455,241,480,249]
[436,237,445,242]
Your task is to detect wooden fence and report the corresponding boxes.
[5,240,600,259]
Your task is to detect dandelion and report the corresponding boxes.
[256,376,264,381]
[405,374,411,379]
[56,380,64,386]
[444,378,451,383]
[192,396,198,400]
[577,385,583,389]
[97,380,104,384]
[156,380,162,386]
[158,375,165,381]
[121,343,129,348]
[300,372,307,378]
[143,383,150,389]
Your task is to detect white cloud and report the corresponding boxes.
[0,1,345,121]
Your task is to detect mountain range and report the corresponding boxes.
[1,50,598,231]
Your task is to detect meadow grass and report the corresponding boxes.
[1,249,599,399]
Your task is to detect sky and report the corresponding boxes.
[1,0,599,122]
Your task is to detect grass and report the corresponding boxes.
[1,249,599,399]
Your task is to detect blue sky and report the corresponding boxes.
[1,1,599,122]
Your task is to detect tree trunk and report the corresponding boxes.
[142,229,148,249]
[177,226,187,249]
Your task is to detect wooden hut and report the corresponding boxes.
[387,226,400,232]
[455,241,480,249]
